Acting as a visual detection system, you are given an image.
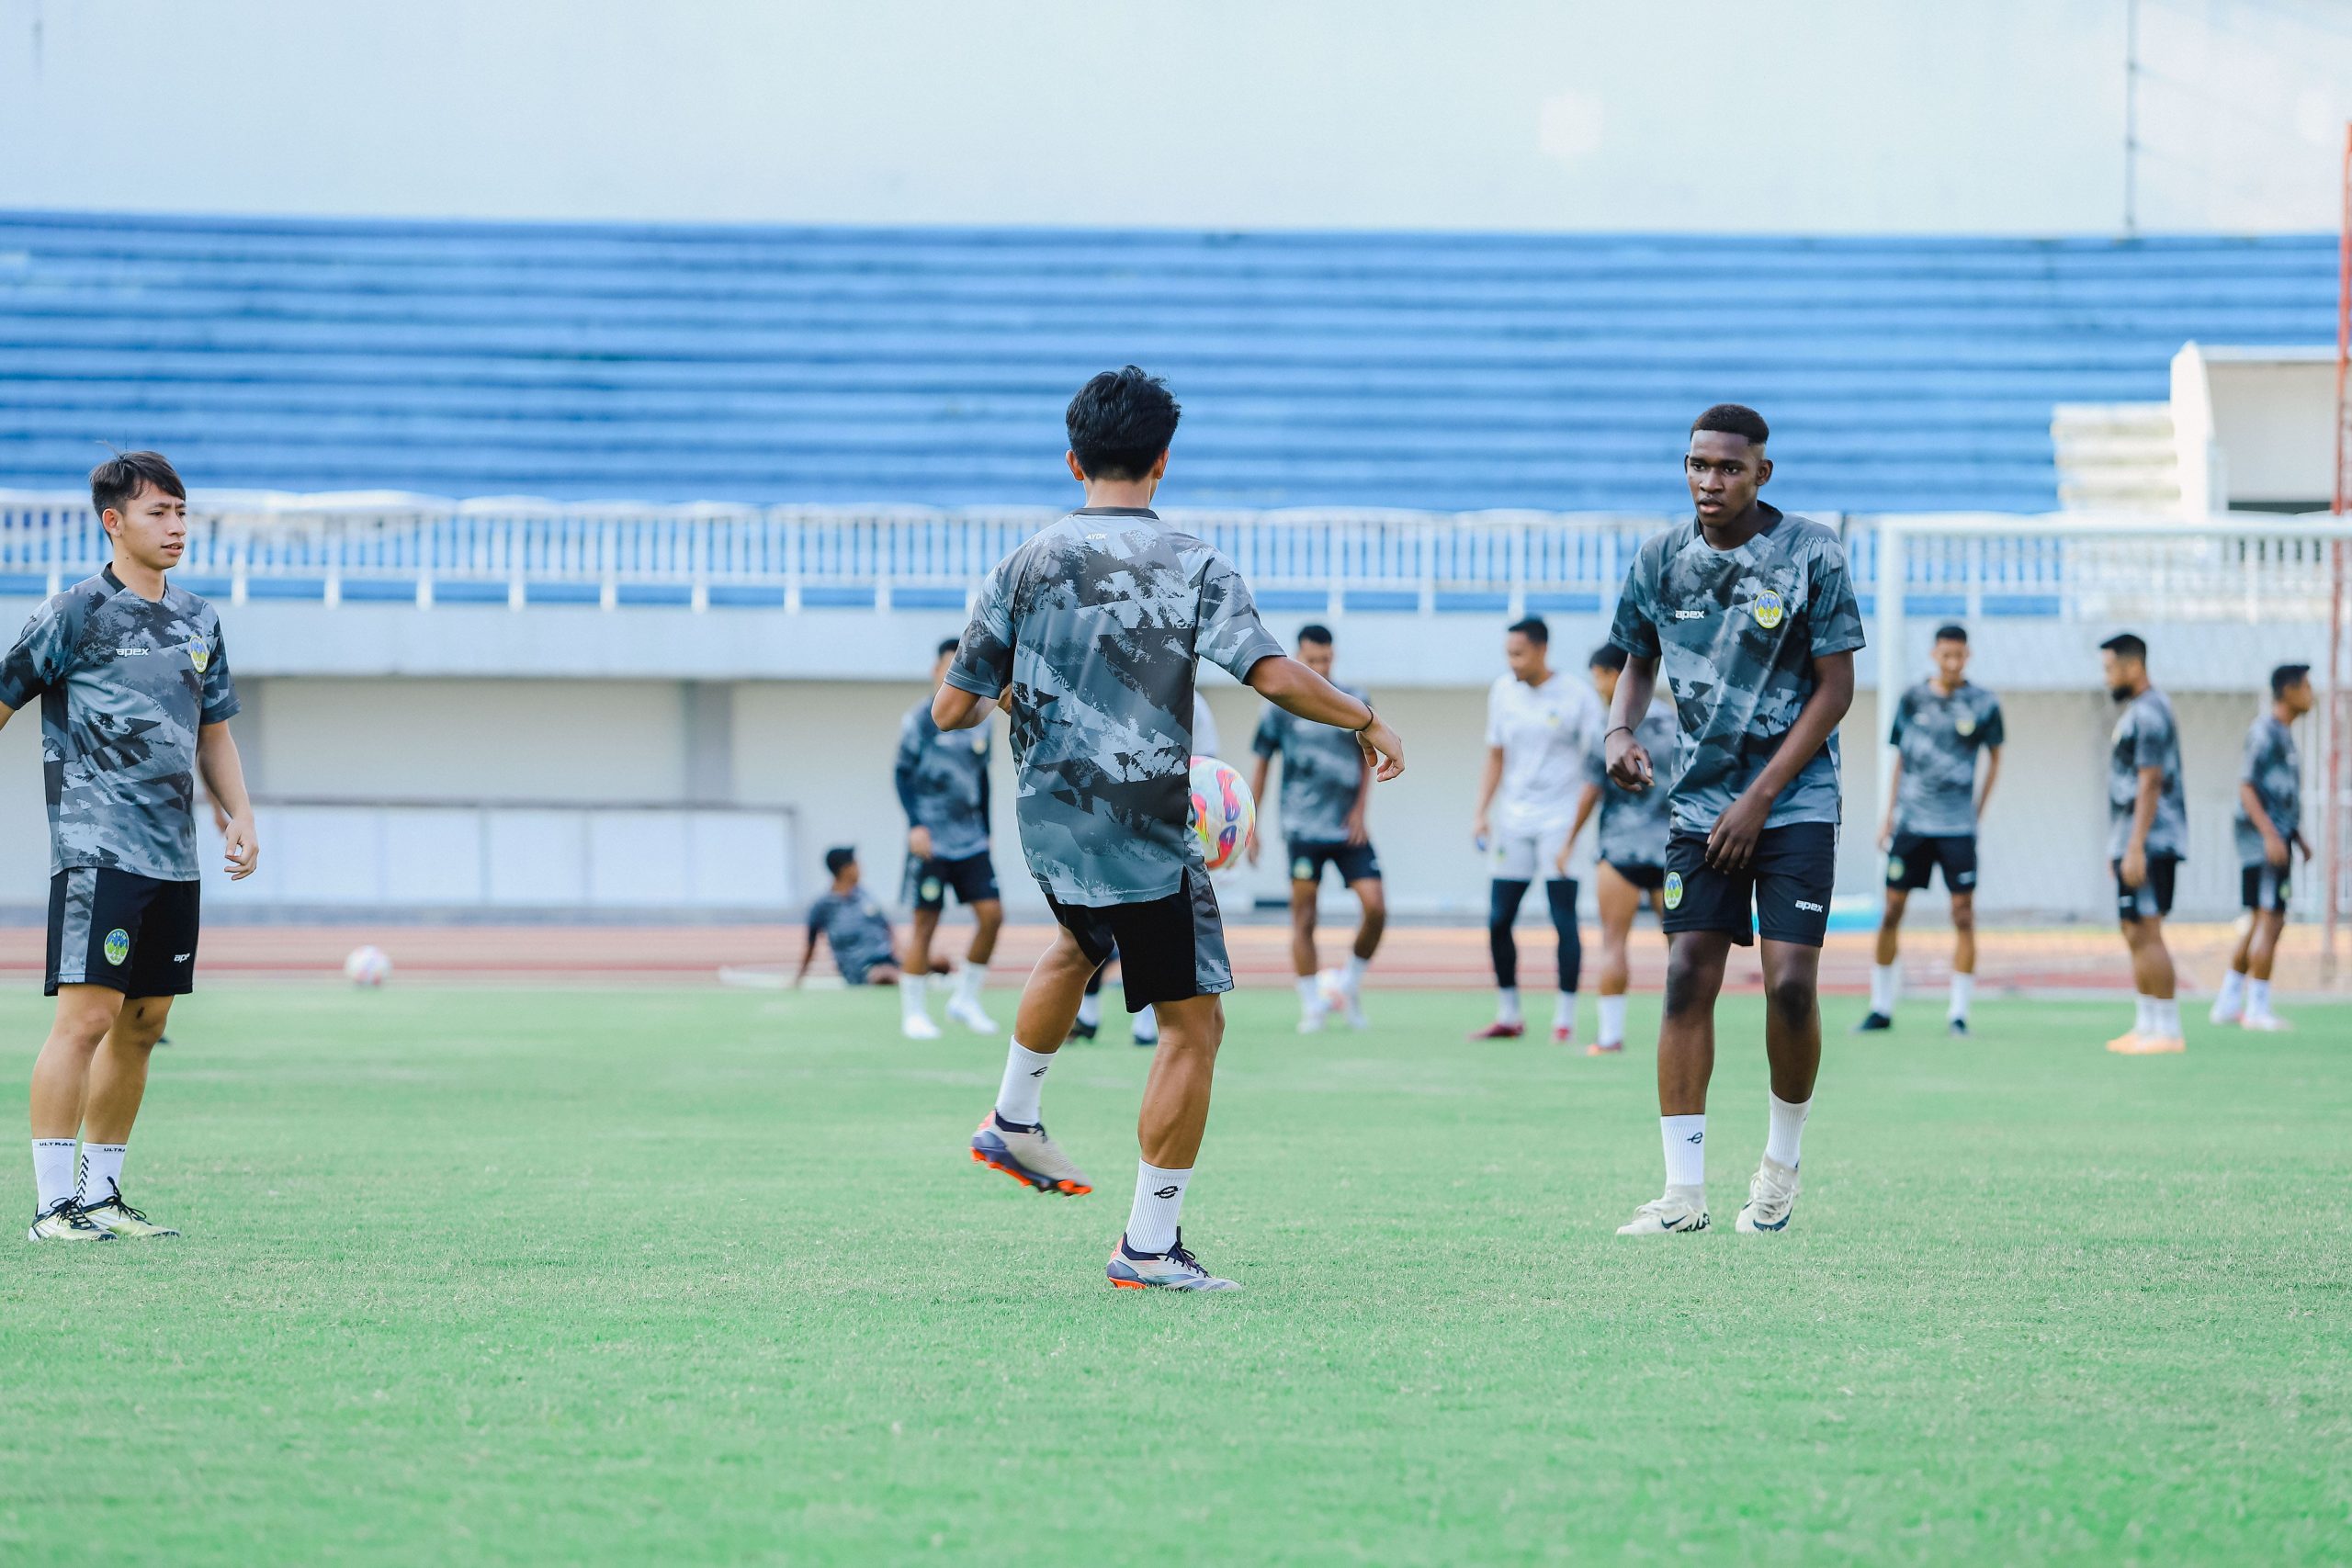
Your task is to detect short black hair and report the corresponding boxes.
[935,637,961,660]
[2272,663,2312,698]
[1508,615,1549,646]
[1296,623,1334,648]
[1690,403,1770,446]
[91,450,186,518]
[1589,642,1629,672]
[1934,624,1968,645]
[2099,632,2148,664]
[1066,366,1181,481]
[823,846,857,877]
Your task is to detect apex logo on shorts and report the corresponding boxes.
[1793,899,1824,913]
[102,928,130,966]
[1663,872,1684,911]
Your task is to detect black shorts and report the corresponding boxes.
[2240,863,2291,916]
[905,850,1001,912]
[2113,856,2179,921]
[1662,822,1838,948]
[1886,831,1978,894]
[1285,838,1382,886]
[46,868,201,998]
[1602,859,1667,893]
[1045,866,1233,1012]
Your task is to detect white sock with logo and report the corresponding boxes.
[1125,1161,1192,1255]
[1342,953,1370,994]
[1764,1093,1810,1168]
[1870,963,1901,1016]
[898,973,928,1021]
[1076,993,1102,1029]
[1660,1114,1705,1190]
[1948,972,1974,1022]
[78,1142,126,1206]
[1554,991,1577,1031]
[1598,994,1628,1048]
[32,1139,77,1212]
[954,963,988,1008]
[2246,978,2273,1020]
[993,1039,1054,1127]
[2214,969,2246,1015]
[1296,976,1324,1015]
[1496,987,1522,1026]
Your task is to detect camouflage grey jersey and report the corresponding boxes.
[1582,697,1677,867]
[2233,712,2301,866]
[1889,680,2005,837]
[1250,682,1368,844]
[1607,505,1866,834]
[805,888,896,980]
[0,568,240,881]
[2108,687,2188,861]
[944,506,1285,906]
[894,702,992,861]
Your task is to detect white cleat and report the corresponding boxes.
[945,996,998,1035]
[1735,1156,1802,1234]
[1296,1004,1329,1035]
[1616,1185,1710,1235]
[901,1012,943,1040]
[2241,1013,2292,1032]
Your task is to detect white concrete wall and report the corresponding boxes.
[5,0,2347,233]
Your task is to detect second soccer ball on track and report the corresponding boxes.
[1190,756,1256,873]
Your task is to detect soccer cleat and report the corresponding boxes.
[2241,1013,2292,1032]
[1068,1016,1100,1042]
[1295,1005,1329,1036]
[28,1198,113,1242]
[1105,1230,1240,1292]
[1467,1021,1525,1041]
[900,1012,942,1041]
[944,995,998,1035]
[1338,992,1370,1031]
[969,1111,1092,1195]
[1552,1024,1575,1045]
[1946,1016,1970,1037]
[1616,1187,1710,1235]
[1851,1011,1893,1033]
[1735,1156,1801,1234]
[1130,1015,1159,1047]
[1586,1040,1624,1056]
[77,1187,180,1239]
[2210,998,2244,1026]
[2108,1032,2184,1055]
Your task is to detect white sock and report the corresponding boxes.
[1342,953,1370,994]
[78,1142,126,1206]
[2153,998,2181,1039]
[1870,963,1901,1015]
[1764,1093,1810,1169]
[1296,976,1325,1015]
[2215,969,2246,1012]
[994,1039,1054,1127]
[898,973,928,1021]
[2246,978,2272,1019]
[1554,991,1577,1030]
[1125,1160,1191,1254]
[1131,1007,1159,1044]
[954,962,988,1008]
[1661,1114,1705,1190]
[1077,993,1102,1029]
[32,1139,77,1211]
[1597,993,1628,1047]
[2134,993,2156,1035]
[1496,987,1522,1026]
[1948,972,1975,1021]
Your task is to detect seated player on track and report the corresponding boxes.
[796,846,908,989]
[2100,633,2189,1055]
[895,637,1005,1039]
[1247,623,1385,1033]
[937,366,1404,1292]
[1602,404,1863,1237]
[1556,642,1675,1056]
[1858,624,2004,1037]
[2212,662,2312,1032]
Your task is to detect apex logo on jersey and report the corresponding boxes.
[103,928,130,966]
[1751,590,1785,630]
[1663,872,1683,910]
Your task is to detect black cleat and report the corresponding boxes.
[1068,1017,1100,1042]
[1946,1016,1970,1037]
[1851,1011,1894,1033]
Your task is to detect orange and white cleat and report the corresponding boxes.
[2109,1032,2185,1055]
[1106,1231,1239,1292]
[969,1111,1092,1195]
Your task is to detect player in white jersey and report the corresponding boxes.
[1470,615,1603,1042]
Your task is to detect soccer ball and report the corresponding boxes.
[1189,756,1255,873]
[344,944,392,987]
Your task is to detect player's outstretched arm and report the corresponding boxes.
[1245,655,1402,781]
[196,720,259,880]
[1704,650,1855,872]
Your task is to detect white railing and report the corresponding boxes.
[0,491,2342,623]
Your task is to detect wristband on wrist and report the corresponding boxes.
[1604,724,1634,740]
[1354,698,1377,733]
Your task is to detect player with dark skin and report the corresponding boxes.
[1603,428,1856,1122]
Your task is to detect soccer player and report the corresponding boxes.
[2212,663,2312,1031]
[1601,404,1863,1236]
[2100,633,2189,1055]
[1556,643,1675,1056]
[937,366,1404,1292]
[1857,625,2004,1036]
[1248,624,1384,1032]
[795,847,907,989]
[895,637,1005,1039]
[1,452,257,1242]
[1470,615,1603,1043]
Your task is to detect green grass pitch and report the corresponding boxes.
[2,982,2346,1564]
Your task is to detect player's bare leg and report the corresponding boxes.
[971,928,1097,1193]
[945,898,1003,1033]
[2111,911,2183,1053]
[1332,875,1384,1029]
[1860,887,1907,1032]
[1945,890,1977,1035]
[1590,863,1639,1055]
[1289,876,1327,1032]
[1109,992,1238,1290]
[1738,940,1819,1233]
[74,996,179,1237]
[28,985,125,1239]
[1620,931,1726,1234]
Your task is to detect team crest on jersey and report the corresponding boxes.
[1663,872,1683,911]
[1751,591,1785,630]
[189,643,209,673]
[1954,713,1975,738]
[103,928,130,967]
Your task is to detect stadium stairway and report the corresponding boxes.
[0,212,2336,513]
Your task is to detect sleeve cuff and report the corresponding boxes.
[940,667,1001,700]
[200,698,243,725]
[1813,632,1866,657]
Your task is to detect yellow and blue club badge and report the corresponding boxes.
[1954,713,1975,738]
[189,642,210,674]
[1751,590,1785,630]
[1663,872,1683,911]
